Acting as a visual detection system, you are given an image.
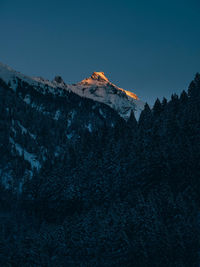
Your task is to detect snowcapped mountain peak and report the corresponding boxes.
[79,71,138,100]
[91,72,109,82]
[80,71,109,85]
[69,72,144,119]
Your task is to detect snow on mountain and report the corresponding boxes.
[0,62,144,119]
[0,62,61,92]
[68,72,144,119]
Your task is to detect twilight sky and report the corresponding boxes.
[0,0,200,104]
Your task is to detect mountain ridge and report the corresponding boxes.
[0,62,144,119]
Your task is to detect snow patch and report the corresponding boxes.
[99,108,106,119]
[86,123,92,133]
[9,137,41,170]
[54,110,61,120]
[67,132,74,139]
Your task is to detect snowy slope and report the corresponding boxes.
[0,62,64,93]
[68,72,144,119]
[0,63,144,119]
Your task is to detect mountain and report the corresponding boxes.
[0,62,144,120]
[67,71,144,119]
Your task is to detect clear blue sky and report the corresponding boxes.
[0,0,200,104]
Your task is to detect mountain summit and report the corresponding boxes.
[68,71,144,119]
[90,72,109,82]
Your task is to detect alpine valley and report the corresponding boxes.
[0,62,199,266]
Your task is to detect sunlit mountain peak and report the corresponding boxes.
[91,72,109,82]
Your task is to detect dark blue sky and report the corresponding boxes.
[0,0,200,104]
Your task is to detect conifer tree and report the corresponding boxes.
[153,98,162,117]
[138,103,152,131]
